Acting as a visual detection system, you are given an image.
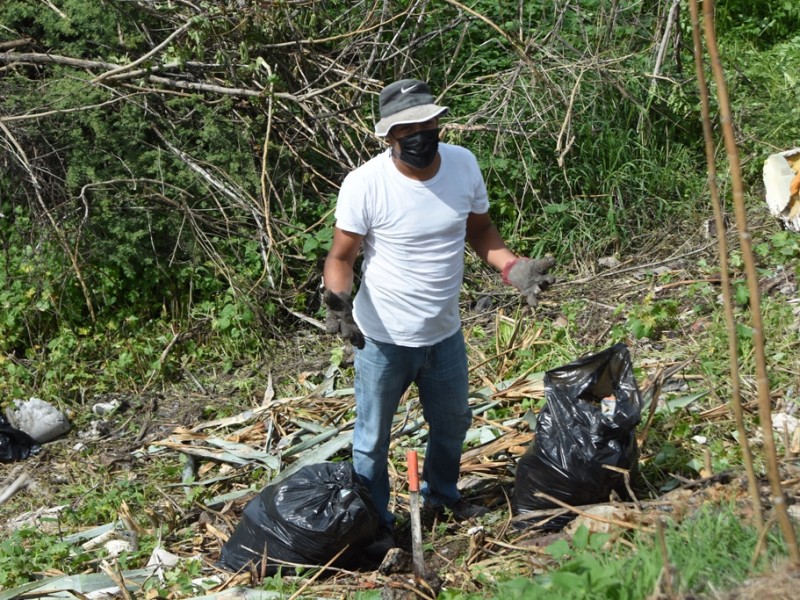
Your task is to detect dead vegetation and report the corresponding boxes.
[2,2,800,597]
[1,222,799,598]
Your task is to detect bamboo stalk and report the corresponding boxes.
[687,0,763,529]
[701,0,799,564]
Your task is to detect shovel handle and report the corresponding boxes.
[406,449,420,492]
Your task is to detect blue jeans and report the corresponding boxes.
[352,330,473,528]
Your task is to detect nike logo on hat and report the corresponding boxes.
[400,84,418,94]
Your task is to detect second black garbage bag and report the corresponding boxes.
[218,461,379,574]
[513,342,642,516]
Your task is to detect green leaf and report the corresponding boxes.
[548,570,586,592]
[302,235,320,254]
[659,391,709,414]
[734,284,750,305]
[544,203,570,214]
[589,532,611,551]
[572,524,590,550]
[546,539,572,560]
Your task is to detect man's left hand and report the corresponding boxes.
[503,256,556,307]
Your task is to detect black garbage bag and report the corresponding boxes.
[512,343,642,518]
[218,461,379,574]
[0,414,42,462]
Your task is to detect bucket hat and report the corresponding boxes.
[374,79,449,137]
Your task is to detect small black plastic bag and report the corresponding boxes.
[0,414,42,462]
[218,461,379,574]
[512,343,642,519]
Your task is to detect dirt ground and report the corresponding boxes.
[2,219,800,598]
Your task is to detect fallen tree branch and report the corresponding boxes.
[0,38,33,51]
[531,492,649,532]
[0,51,117,70]
[92,17,196,83]
[0,51,286,99]
[0,472,32,506]
[0,92,145,123]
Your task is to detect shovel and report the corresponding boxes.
[406,449,427,581]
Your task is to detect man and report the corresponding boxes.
[322,79,554,559]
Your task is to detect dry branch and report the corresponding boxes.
[0,121,96,321]
[0,38,33,51]
[0,0,697,341]
[92,18,196,83]
[0,51,117,71]
[0,472,31,506]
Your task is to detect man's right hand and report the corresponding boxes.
[323,290,365,349]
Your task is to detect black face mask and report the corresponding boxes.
[395,128,439,169]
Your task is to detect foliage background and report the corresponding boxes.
[0,0,799,394]
[2,1,800,597]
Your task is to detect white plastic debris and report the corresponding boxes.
[146,546,182,569]
[566,504,630,535]
[92,400,121,416]
[104,536,137,557]
[5,397,71,443]
[82,527,138,557]
[601,395,617,417]
[82,527,121,551]
[763,148,800,232]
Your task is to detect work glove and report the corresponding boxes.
[503,256,556,307]
[323,290,365,349]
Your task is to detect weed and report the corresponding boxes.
[460,505,788,599]
[0,528,92,588]
[0,1,798,597]
[613,294,680,341]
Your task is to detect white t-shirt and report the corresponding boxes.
[334,143,490,346]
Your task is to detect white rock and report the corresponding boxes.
[5,397,71,443]
[597,256,621,269]
[772,412,799,437]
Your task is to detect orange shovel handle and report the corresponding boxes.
[406,449,420,492]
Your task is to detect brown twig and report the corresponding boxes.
[92,18,196,83]
[99,559,135,600]
[654,518,675,598]
[0,121,96,321]
[533,492,647,532]
[286,545,349,600]
[639,358,694,446]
